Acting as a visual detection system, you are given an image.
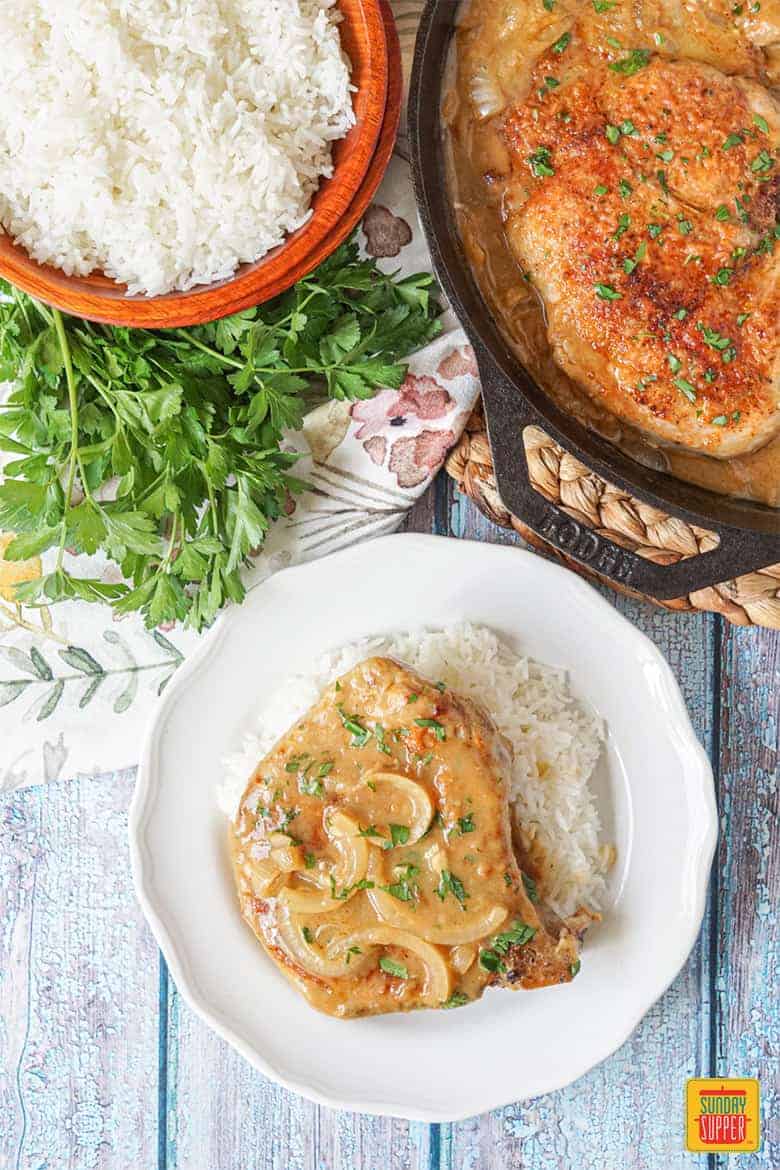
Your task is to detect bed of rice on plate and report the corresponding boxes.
[220,623,613,918]
[0,0,354,296]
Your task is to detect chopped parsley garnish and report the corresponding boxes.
[673,307,688,320]
[609,48,651,76]
[358,824,383,838]
[458,814,475,835]
[551,31,571,53]
[722,133,743,150]
[298,773,324,798]
[285,754,308,773]
[605,124,621,145]
[620,119,638,136]
[715,204,730,222]
[667,353,681,373]
[522,872,539,903]
[304,851,316,869]
[676,215,693,235]
[479,949,505,974]
[752,114,769,134]
[330,876,375,900]
[389,823,410,847]
[382,864,419,903]
[713,267,733,286]
[407,693,418,703]
[379,956,409,979]
[736,312,751,326]
[751,149,774,174]
[657,169,670,195]
[279,807,300,830]
[618,179,632,199]
[436,869,469,907]
[345,946,362,964]
[593,0,616,8]
[492,920,537,953]
[441,992,470,1009]
[594,183,609,196]
[374,723,392,756]
[528,146,555,178]
[674,377,697,402]
[570,959,581,978]
[699,325,733,352]
[302,926,314,943]
[434,680,447,693]
[337,706,371,747]
[415,717,446,741]
[503,871,514,888]
[542,0,555,9]
[648,223,663,239]
[623,241,647,273]
[416,752,434,767]
[711,415,728,426]
[538,76,560,97]
[613,213,631,239]
[657,148,674,163]
[595,283,622,300]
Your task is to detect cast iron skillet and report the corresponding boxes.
[409,0,780,600]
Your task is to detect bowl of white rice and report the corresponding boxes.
[0,0,396,327]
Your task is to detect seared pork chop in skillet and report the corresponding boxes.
[502,42,779,459]
[229,657,584,1018]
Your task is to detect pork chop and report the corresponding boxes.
[500,32,779,457]
[229,656,581,1018]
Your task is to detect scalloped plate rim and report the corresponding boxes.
[129,533,717,1121]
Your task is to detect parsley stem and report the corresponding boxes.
[52,308,80,571]
[171,331,244,369]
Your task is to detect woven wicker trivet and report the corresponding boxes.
[445,404,780,629]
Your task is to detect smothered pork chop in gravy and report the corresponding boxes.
[229,656,587,1018]
[447,0,780,502]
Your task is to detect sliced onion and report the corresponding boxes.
[352,925,451,1004]
[469,65,505,120]
[269,843,305,873]
[362,772,434,845]
[248,858,285,898]
[275,913,372,978]
[279,810,368,914]
[367,852,508,945]
[450,943,477,974]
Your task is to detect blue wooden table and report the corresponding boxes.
[1,475,777,1170]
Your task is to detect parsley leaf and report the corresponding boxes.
[0,238,441,631]
[414,717,446,740]
[609,49,651,76]
[379,956,409,979]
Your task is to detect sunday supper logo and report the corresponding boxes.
[686,1079,761,1153]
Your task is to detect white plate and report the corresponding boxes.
[130,534,716,1121]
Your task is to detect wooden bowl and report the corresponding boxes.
[0,0,391,329]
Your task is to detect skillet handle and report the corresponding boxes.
[474,344,780,601]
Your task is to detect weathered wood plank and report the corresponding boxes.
[166,977,433,1170]
[0,770,159,1170]
[439,481,715,1169]
[715,624,779,1170]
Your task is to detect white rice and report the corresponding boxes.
[0,0,354,295]
[220,624,611,918]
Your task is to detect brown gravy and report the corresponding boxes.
[444,0,779,507]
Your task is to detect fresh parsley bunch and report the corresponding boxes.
[0,239,441,629]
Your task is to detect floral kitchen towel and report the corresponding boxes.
[0,146,482,788]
